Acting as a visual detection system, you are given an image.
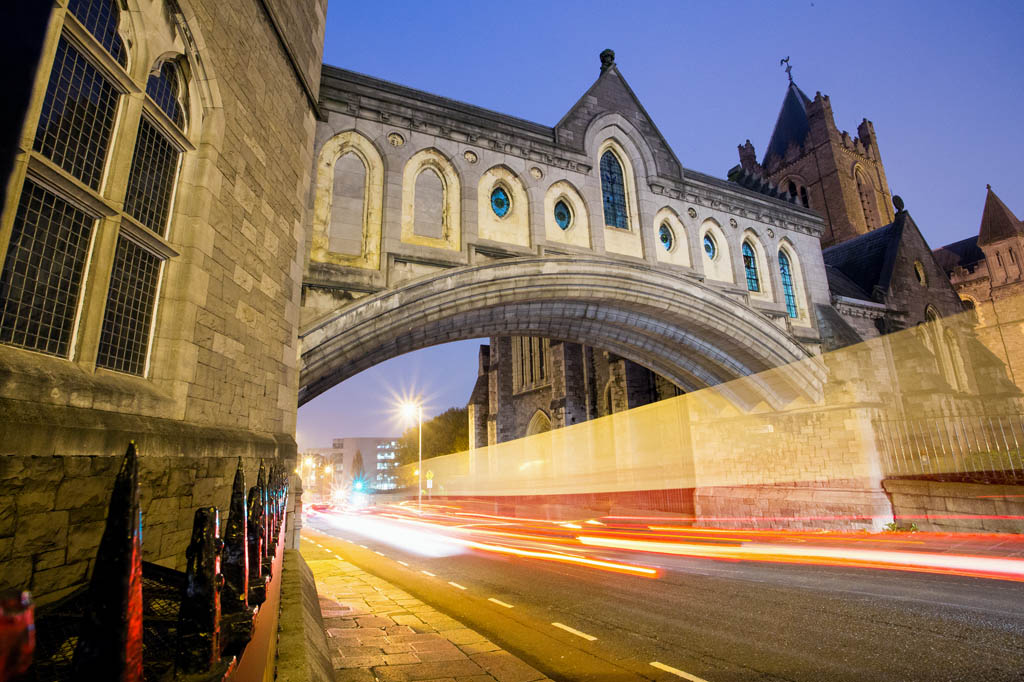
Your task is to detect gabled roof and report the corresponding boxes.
[978,185,1024,246]
[764,81,813,164]
[824,265,871,300]
[933,236,985,274]
[554,57,683,180]
[822,214,905,301]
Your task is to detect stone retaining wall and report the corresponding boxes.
[882,479,1024,533]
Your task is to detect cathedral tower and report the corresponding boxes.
[738,70,894,247]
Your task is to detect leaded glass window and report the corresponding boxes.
[600,150,628,229]
[0,181,95,356]
[124,117,180,235]
[490,186,510,218]
[742,242,760,292]
[33,38,120,190]
[703,234,716,260]
[146,62,185,129]
[96,237,161,375]
[554,200,572,230]
[779,251,798,318]
[67,0,127,66]
[658,223,673,251]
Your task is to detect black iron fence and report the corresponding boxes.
[875,411,1024,484]
[27,444,290,681]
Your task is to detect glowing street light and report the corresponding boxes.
[399,400,423,511]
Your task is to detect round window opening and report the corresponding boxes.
[554,200,572,230]
[659,223,674,251]
[491,186,510,218]
[703,234,717,260]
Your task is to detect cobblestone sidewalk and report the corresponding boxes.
[302,540,552,682]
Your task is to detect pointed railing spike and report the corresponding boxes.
[176,507,224,674]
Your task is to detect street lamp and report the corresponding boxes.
[400,400,423,511]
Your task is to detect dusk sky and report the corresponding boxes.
[297,0,1024,449]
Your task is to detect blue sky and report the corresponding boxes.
[297,0,1024,448]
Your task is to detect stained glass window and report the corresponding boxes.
[146,62,185,129]
[658,223,673,251]
[600,150,628,229]
[779,251,798,318]
[742,242,760,292]
[554,200,572,230]
[703,234,716,260]
[490,186,510,218]
[68,0,127,65]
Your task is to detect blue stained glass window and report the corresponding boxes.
[490,186,510,218]
[742,242,760,292]
[779,251,798,318]
[703,234,716,260]
[147,62,185,129]
[554,200,572,230]
[600,151,628,229]
[658,223,673,251]
[68,0,127,66]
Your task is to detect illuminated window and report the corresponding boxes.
[742,242,760,292]
[703,234,717,260]
[554,200,572,230]
[600,151,628,229]
[779,251,798,318]
[490,186,510,218]
[658,223,673,251]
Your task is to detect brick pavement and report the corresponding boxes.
[301,540,552,682]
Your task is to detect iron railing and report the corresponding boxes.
[875,411,1024,483]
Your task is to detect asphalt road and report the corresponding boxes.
[305,517,1024,682]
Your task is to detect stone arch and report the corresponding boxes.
[853,163,880,230]
[477,165,529,247]
[741,229,773,300]
[653,207,690,268]
[544,180,590,248]
[526,409,552,436]
[700,219,733,284]
[401,148,461,251]
[777,239,809,325]
[311,130,384,269]
[582,113,659,182]
[299,256,826,411]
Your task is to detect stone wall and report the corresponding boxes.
[0,450,279,605]
[882,479,1024,534]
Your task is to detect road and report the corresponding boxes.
[304,507,1024,681]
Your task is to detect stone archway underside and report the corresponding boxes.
[299,256,826,408]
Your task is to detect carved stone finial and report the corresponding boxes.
[986,183,991,190]
[600,49,615,73]
[893,195,905,213]
[780,56,793,83]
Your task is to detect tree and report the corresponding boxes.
[397,406,469,465]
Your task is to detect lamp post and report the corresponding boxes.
[400,401,423,512]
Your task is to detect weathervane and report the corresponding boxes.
[780,56,793,83]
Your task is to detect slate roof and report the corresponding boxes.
[978,186,1024,246]
[932,236,985,274]
[824,265,871,300]
[822,215,905,301]
[764,82,813,164]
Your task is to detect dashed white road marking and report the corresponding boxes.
[551,622,597,641]
[448,581,467,590]
[397,560,409,567]
[358,544,368,549]
[650,662,709,681]
[421,570,437,577]
[374,551,386,556]
[488,598,514,608]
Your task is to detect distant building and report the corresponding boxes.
[332,437,401,490]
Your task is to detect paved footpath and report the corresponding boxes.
[301,531,554,682]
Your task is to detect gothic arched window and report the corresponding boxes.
[779,251,798,318]
[68,0,127,65]
[742,242,760,292]
[600,150,628,229]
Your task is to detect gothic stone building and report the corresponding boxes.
[0,0,326,602]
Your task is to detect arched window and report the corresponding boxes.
[742,242,760,292]
[779,251,798,318]
[800,186,809,208]
[787,181,797,198]
[703,234,717,260]
[147,62,185,129]
[328,152,367,256]
[68,0,127,65]
[855,168,877,230]
[600,150,628,229]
